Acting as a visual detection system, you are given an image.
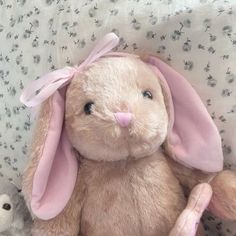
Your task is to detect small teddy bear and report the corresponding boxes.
[0,178,32,236]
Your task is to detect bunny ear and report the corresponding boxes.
[146,56,223,172]
[30,89,78,220]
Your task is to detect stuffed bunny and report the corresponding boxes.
[0,179,32,236]
[20,33,236,236]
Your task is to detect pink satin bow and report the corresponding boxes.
[20,33,128,107]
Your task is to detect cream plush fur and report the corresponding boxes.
[23,57,236,236]
[66,57,168,161]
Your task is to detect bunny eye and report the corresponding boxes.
[84,102,94,115]
[142,90,153,99]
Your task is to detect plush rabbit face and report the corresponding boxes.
[65,57,168,161]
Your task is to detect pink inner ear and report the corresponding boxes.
[146,56,223,172]
[31,90,78,220]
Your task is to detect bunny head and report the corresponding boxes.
[21,33,223,221]
[65,56,168,161]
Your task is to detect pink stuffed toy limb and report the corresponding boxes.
[169,183,212,236]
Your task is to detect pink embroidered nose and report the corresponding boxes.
[114,112,132,127]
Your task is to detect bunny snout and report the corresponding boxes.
[114,112,133,127]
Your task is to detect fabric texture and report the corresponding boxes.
[0,0,235,234]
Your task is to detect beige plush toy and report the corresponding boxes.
[21,33,236,236]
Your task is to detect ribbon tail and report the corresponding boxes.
[80,32,119,67]
[20,67,76,107]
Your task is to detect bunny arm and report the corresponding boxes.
[169,183,212,236]
[167,158,236,221]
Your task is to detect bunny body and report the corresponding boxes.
[23,55,236,236]
[77,153,185,236]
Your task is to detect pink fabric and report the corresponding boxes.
[169,183,213,236]
[31,90,78,220]
[20,33,120,107]
[20,67,77,107]
[146,56,223,172]
[20,33,223,220]
[114,112,132,127]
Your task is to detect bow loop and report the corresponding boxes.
[20,67,77,107]
[20,33,120,107]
